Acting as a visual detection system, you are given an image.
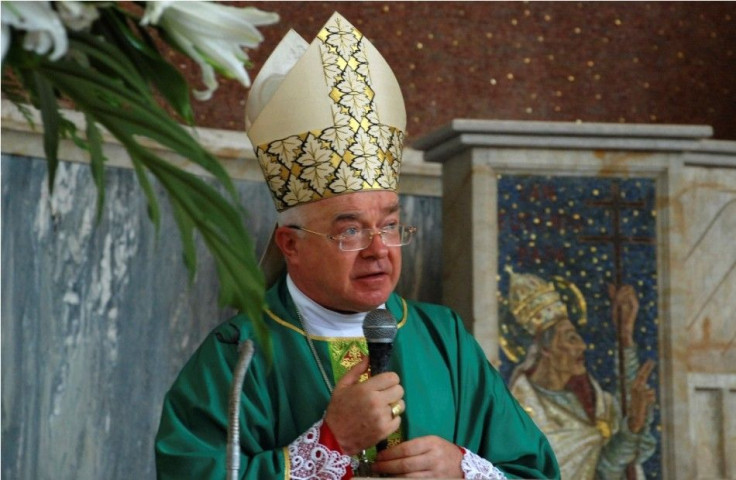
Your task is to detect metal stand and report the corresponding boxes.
[226,339,255,480]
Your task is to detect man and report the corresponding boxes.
[155,13,559,479]
[506,270,656,479]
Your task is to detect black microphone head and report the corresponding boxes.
[363,309,397,344]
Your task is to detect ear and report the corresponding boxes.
[274,226,300,265]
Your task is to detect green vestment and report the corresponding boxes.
[155,276,559,479]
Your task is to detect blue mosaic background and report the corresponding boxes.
[496,174,661,479]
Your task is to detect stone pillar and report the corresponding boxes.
[414,119,735,480]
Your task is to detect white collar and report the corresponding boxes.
[286,274,385,338]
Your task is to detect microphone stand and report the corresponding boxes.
[226,339,255,480]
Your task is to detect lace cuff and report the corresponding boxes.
[460,447,507,479]
[287,419,353,479]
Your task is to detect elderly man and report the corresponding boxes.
[155,13,558,479]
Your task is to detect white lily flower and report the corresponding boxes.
[56,1,101,31]
[0,1,68,62]
[1,23,10,63]
[141,1,279,100]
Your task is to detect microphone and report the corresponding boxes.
[362,309,398,453]
[363,309,398,376]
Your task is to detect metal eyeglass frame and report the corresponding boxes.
[287,224,417,251]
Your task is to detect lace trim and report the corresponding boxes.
[460,448,507,479]
[287,419,352,479]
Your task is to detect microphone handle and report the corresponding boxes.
[367,342,394,453]
[368,342,393,375]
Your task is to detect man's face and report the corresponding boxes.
[547,318,588,377]
[281,191,403,313]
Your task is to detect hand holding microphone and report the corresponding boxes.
[363,309,402,452]
[324,309,404,455]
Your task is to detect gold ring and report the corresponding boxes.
[390,402,403,418]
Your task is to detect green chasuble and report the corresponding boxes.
[155,276,559,479]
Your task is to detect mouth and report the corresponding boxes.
[353,268,391,283]
[355,270,388,280]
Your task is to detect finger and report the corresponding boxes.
[370,385,404,418]
[366,371,402,391]
[373,448,427,475]
[632,360,653,386]
[334,355,369,389]
[374,436,463,478]
[383,381,404,403]
[634,359,656,384]
[645,389,656,403]
[392,399,406,417]
[379,436,436,463]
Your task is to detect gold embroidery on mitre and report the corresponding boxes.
[255,15,404,211]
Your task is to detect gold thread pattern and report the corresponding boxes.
[255,15,405,212]
[328,339,369,382]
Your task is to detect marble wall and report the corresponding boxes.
[2,155,246,478]
[680,159,736,479]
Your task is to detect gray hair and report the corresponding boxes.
[276,204,306,227]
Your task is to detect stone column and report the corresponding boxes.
[414,119,731,480]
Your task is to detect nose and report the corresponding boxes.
[361,230,389,257]
[369,229,389,245]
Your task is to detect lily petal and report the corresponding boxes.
[163,25,219,100]
[57,1,101,31]
[189,37,252,85]
[140,1,175,26]
[1,24,10,63]
[1,1,68,60]
[141,0,278,97]
[156,5,266,48]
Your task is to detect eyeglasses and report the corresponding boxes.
[288,224,418,252]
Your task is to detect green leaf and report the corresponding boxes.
[85,116,108,223]
[128,150,162,234]
[95,8,195,124]
[1,70,37,129]
[58,116,81,148]
[32,71,61,194]
[169,199,198,283]
[67,33,153,101]
[128,143,266,338]
[42,57,238,201]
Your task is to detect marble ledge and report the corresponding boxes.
[1,99,442,197]
[414,119,736,167]
[682,140,736,168]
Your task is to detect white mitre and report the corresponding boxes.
[245,12,407,213]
